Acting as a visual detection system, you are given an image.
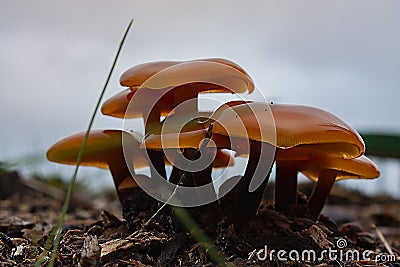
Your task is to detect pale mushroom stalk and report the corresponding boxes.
[307,169,337,219]
[274,161,298,211]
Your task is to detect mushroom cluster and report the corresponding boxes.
[47,58,380,227]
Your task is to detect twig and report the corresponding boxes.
[372,224,394,255]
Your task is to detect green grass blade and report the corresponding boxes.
[172,206,227,266]
[36,19,133,266]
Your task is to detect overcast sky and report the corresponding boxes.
[0,1,399,194]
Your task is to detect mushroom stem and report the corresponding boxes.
[107,152,133,201]
[191,146,214,187]
[192,151,213,187]
[307,169,337,219]
[174,85,199,113]
[169,163,183,184]
[274,160,298,211]
[189,124,215,188]
[169,148,214,187]
[168,148,196,186]
[169,123,214,187]
[145,108,167,179]
[228,140,274,223]
[169,164,181,184]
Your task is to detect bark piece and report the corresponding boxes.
[79,235,100,267]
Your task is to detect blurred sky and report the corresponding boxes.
[0,1,399,193]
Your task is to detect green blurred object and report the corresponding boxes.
[360,133,400,158]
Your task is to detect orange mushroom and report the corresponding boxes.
[301,155,380,218]
[209,102,366,216]
[46,129,148,201]
[271,104,365,211]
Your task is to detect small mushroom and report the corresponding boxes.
[270,104,365,211]
[46,129,148,201]
[301,155,380,218]
[209,102,367,217]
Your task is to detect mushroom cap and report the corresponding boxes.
[153,147,235,170]
[144,129,208,150]
[144,130,239,153]
[143,110,241,150]
[208,100,251,122]
[212,102,365,159]
[101,88,175,119]
[301,155,380,181]
[46,129,148,169]
[120,58,254,94]
[210,102,276,145]
[143,112,211,149]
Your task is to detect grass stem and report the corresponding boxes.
[36,19,133,266]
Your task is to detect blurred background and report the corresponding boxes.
[1,0,399,197]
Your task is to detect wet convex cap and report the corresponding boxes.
[46,130,149,201]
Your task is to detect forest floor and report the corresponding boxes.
[0,167,399,266]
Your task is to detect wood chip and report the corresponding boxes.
[79,235,100,267]
[301,225,330,249]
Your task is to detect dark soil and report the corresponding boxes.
[1,168,399,266]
